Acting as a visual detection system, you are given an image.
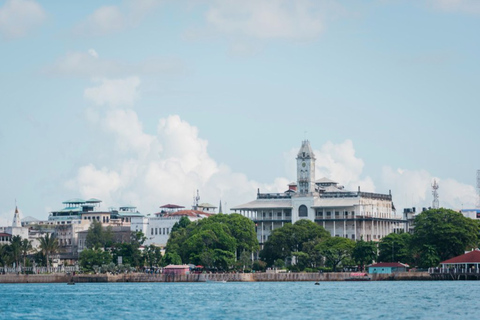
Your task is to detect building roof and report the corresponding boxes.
[164,210,212,218]
[164,265,190,269]
[316,177,338,184]
[297,140,315,159]
[62,198,86,204]
[198,203,216,208]
[231,199,293,210]
[0,233,12,237]
[22,216,39,222]
[86,198,102,203]
[441,250,480,264]
[160,204,185,209]
[369,262,408,268]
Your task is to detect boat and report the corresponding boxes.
[345,272,371,281]
[67,281,75,285]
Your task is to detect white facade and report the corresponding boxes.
[233,140,403,244]
[131,216,180,247]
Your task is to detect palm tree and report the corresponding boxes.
[10,235,22,270]
[20,239,33,269]
[39,233,59,270]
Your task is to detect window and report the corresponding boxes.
[163,228,166,235]
[277,212,282,217]
[167,228,169,235]
[299,205,308,217]
[155,228,158,235]
[151,228,154,235]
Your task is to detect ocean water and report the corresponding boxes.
[0,281,477,319]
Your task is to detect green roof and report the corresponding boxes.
[62,198,86,204]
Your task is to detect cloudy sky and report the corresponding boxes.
[1,0,479,223]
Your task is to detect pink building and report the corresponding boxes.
[164,265,190,275]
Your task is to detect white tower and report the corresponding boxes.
[432,179,439,209]
[12,205,21,227]
[296,140,316,195]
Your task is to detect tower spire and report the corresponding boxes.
[13,201,21,227]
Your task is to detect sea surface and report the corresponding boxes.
[0,281,477,319]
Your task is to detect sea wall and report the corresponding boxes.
[0,272,431,283]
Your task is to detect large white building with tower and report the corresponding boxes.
[232,140,403,245]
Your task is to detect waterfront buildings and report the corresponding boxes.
[368,262,408,274]
[232,140,403,245]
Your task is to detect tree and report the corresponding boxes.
[164,214,259,271]
[38,233,59,269]
[112,231,146,268]
[20,238,33,269]
[378,233,412,264]
[411,208,479,265]
[260,220,330,266]
[171,216,191,233]
[143,244,162,268]
[317,237,355,272]
[86,220,114,250]
[9,235,22,269]
[0,244,9,273]
[352,240,377,271]
[79,248,112,272]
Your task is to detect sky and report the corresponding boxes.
[1,0,479,224]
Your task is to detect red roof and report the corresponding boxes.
[369,262,408,268]
[441,250,480,264]
[159,204,185,209]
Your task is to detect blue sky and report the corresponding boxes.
[1,0,479,223]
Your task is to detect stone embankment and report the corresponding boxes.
[0,272,430,283]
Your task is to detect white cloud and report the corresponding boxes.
[45,50,185,78]
[74,0,163,36]
[0,0,46,39]
[65,164,123,206]
[201,0,347,41]
[84,77,141,107]
[428,0,480,14]
[381,166,477,211]
[67,111,287,213]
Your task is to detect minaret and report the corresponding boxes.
[13,205,21,227]
[296,140,316,195]
[219,200,223,214]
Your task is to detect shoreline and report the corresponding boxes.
[0,272,433,283]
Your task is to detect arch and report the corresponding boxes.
[299,205,308,217]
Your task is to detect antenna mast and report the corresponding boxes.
[432,179,439,209]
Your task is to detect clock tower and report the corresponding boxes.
[296,140,316,195]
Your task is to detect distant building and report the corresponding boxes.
[0,206,29,242]
[132,203,214,248]
[232,140,403,245]
[440,250,480,270]
[460,209,480,220]
[368,262,408,274]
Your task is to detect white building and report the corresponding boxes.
[0,206,29,243]
[131,207,213,248]
[232,140,403,245]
